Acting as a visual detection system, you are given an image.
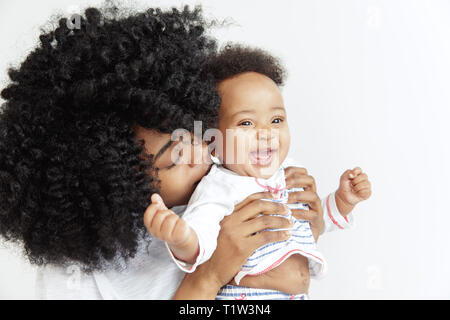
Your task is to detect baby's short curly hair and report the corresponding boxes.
[0,4,219,270]
[204,43,286,86]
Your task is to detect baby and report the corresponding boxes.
[146,45,372,299]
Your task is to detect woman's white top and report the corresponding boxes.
[36,207,187,300]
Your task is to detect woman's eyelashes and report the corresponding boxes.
[165,138,200,170]
[160,141,183,170]
[165,159,179,170]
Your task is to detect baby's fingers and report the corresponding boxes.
[353,180,371,191]
[170,217,191,245]
[151,210,175,239]
[353,181,372,199]
[349,167,363,179]
[357,188,372,200]
[143,203,162,230]
[350,172,369,185]
[144,193,170,231]
[160,213,180,241]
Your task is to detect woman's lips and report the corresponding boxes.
[249,148,277,166]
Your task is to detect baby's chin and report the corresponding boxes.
[250,164,280,179]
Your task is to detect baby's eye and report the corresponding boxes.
[238,120,253,127]
[272,118,283,124]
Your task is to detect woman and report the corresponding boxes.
[0,4,348,299]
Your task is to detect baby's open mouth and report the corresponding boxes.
[249,148,278,166]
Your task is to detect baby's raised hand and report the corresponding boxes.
[143,193,192,246]
[336,167,372,211]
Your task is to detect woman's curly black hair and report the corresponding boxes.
[0,3,220,270]
[204,43,286,86]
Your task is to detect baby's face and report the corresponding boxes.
[216,72,290,179]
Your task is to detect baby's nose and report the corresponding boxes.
[256,128,279,141]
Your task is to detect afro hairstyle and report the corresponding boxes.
[0,3,220,271]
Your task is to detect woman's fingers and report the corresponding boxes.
[284,166,307,177]
[252,230,291,249]
[233,191,274,212]
[291,209,316,221]
[236,198,289,222]
[287,190,320,210]
[242,215,293,236]
[284,167,316,192]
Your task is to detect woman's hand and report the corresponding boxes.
[233,167,325,294]
[172,192,292,299]
[284,166,325,241]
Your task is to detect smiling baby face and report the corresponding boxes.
[216,71,291,179]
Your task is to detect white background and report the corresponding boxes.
[1,0,449,299]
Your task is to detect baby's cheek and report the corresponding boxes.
[278,131,291,162]
[281,129,291,148]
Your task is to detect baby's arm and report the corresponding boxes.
[144,194,199,264]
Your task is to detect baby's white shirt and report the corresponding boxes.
[167,158,355,283]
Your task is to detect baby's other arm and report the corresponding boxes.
[335,167,372,216]
[144,194,199,264]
